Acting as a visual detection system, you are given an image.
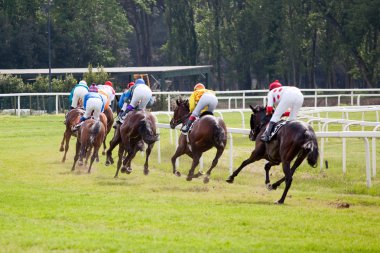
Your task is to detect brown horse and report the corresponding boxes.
[107,110,159,178]
[226,105,319,204]
[169,98,227,183]
[60,108,84,162]
[71,118,106,173]
[101,107,114,155]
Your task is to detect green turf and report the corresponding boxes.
[0,114,379,252]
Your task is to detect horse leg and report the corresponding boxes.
[170,143,187,177]
[114,145,124,178]
[85,146,92,166]
[71,139,81,171]
[276,161,292,204]
[203,147,225,184]
[143,143,154,175]
[269,152,308,191]
[102,139,107,155]
[226,148,263,183]
[59,131,66,152]
[88,146,100,173]
[186,152,201,181]
[61,131,72,163]
[106,129,121,166]
[78,143,86,167]
[122,146,139,175]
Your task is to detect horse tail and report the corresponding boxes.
[139,120,159,145]
[303,129,319,168]
[213,121,226,148]
[89,121,101,144]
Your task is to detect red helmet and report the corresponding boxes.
[269,80,282,90]
[194,83,205,91]
[128,82,135,89]
[105,80,113,87]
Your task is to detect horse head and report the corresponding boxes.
[249,105,269,141]
[170,97,190,129]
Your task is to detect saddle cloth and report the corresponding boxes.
[268,120,287,141]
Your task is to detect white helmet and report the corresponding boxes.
[79,80,87,86]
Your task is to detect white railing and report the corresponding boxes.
[154,122,380,188]
[1,88,380,115]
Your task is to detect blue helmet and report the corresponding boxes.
[135,78,145,85]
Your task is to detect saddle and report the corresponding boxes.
[185,111,214,150]
[268,120,287,141]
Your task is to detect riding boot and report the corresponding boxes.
[181,116,195,134]
[72,116,86,131]
[117,105,134,125]
[260,121,275,142]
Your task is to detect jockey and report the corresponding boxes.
[260,80,304,142]
[116,79,154,125]
[98,80,116,103]
[73,84,105,130]
[69,80,88,110]
[181,83,218,134]
[113,81,134,127]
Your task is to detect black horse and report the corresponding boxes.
[226,105,319,204]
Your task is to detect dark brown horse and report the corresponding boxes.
[71,118,106,173]
[101,107,114,155]
[60,108,84,162]
[169,98,227,183]
[226,105,319,204]
[106,110,159,178]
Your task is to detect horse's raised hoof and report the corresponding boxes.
[105,160,111,166]
[126,167,133,174]
[266,184,274,191]
[174,171,181,177]
[193,171,204,178]
[144,169,149,175]
[121,167,126,173]
[59,147,64,152]
[203,177,210,184]
[226,177,234,184]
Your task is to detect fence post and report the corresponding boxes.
[229,133,233,175]
[364,137,371,187]
[242,92,245,109]
[314,91,317,107]
[167,94,171,112]
[55,95,59,115]
[17,95,21,117]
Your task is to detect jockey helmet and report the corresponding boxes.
[105,80,113,87]
[89,84,98,93]
[269,80,282,91]
[128,82,135,89]
[194,83,205,91]
[79,80,87,86]
[135,78,145,85]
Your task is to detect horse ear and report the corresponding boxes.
[249,105,255,112]
[176,99,180,106]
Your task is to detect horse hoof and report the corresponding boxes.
[126,167,133,174]
[203,177,210,184]
[226,177,234,184]
[186,176,193,181]
[105,161,110,166]
[274,200,284,205]
[266,184,274,191]
[59,147,64,152]
[174,171,181,177]
[121,167,126,173]
[144,169,149,175]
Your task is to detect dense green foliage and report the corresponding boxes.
[0,114,379,252]
[0,0,378,89]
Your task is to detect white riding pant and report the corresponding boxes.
[191,92,218,118]
[130,85,152,110]
[84,98,103,121]
[71,86,88,108]
[270,89,304,122]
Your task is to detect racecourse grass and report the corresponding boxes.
[0,113,379,252]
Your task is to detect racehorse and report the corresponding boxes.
[107,110,159,178]
[169,98,227,183]
[60,108,84,162]
[101,107,114,155]
[226,105,319,204]
[71,118,106,173]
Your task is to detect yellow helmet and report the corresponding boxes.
[194,83,205,90]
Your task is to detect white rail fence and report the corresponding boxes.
[1,88,380,116]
